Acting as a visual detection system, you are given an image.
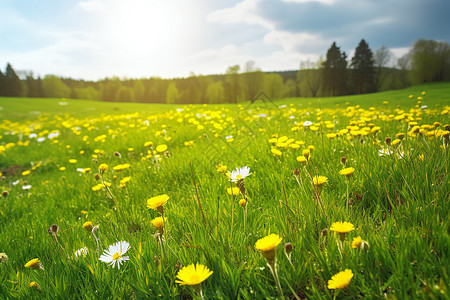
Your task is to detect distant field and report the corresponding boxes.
[0,83,449,299]
[1,82,449,121]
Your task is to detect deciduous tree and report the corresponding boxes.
[409,39,450,84]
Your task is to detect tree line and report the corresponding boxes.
[1,38,449,103]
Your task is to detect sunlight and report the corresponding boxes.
[101,1,200,63]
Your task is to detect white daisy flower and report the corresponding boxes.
[303,121,313,127]
[99,240,130,269]
[228,166,251,183]
[378,148,404,159]
[378,148,393,156]
[48,131,60,139]
[22,185,32,190]
[74,247,88,258]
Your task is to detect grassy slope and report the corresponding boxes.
[0,82,448,299]
[1,82,449,121]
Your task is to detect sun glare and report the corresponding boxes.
[100,1,200,68]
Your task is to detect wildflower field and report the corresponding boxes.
[0,82,449,299]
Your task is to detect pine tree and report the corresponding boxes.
[350,39,375,94]
[5,63,24,97]
[322,42,347,96]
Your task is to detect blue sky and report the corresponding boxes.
[1,0,449,80]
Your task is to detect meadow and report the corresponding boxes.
[0,82,449,299]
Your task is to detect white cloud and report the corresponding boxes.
[263,31,328,53]
[390,47,410,59]
[207,0,328,72]
[0,32,101,79]
[258,50,319,71]
[282,0,337,4]
[207,0,273,29]
[186,45,254,74]
[76,1,106,12]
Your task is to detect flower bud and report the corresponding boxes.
[0,253,8,263]
[285,243,293,254]
[385,137,391,146]
[48,224,59,234]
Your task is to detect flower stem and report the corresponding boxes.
[92,231,100,253]
[267,259,284,298]
[346,179,349,214]
[193,284,204,300]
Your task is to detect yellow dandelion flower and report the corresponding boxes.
[395,133,405,140]
[92,184,102,191]
[227,187,240,196]
[175,263,213,286]
[151,216,167,228]
[255,233,282,263]
[156,144,167,152]
[330,221,355,233]
[255,234,282,252]
[391,139,401,146]
[24,258,43,270]
[239,199,247,208]
[302,149,310,159]
[216,164,227,173]
[69,159,77,164]
[83,221,93,232]
[271,148,282,156]
[313,175,328,186]
[112,164,130,171]
[352,236,362,248]
[147,194,169,212]
[296,156,307,164]
[22,170,31,176]
[339,167,355,178]
[144,141,153,147]
[98,163,108,173]
[328,269,354,289]
[29,281,41,291]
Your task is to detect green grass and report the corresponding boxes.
[0,83,449,299]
